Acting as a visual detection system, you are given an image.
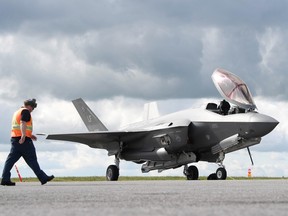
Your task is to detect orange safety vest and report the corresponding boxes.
[11,108,33,138]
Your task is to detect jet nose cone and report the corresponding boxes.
[249,113,279,137]
[263,117,279,134]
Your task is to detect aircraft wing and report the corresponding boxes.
[46,131,148,155]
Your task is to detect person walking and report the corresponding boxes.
[1,99,54,186]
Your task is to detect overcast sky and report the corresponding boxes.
[0,0,287,179]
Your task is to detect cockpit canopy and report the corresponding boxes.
[212,68,257,110]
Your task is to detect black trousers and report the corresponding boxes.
[2,137,49,183]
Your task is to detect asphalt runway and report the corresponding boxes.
[0,180,288,216]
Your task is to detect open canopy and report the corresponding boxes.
[212,68,256,110]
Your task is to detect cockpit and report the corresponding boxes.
[206,100,247,115]
[207,68,257,115]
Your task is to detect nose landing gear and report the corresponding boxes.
[216,167,227,179]
[207,152,227,180]
[207,167,227,180]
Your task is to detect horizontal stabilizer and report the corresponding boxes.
[72,98,108,132]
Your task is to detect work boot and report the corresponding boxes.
[1,180,16,186]
[41,175,55,185]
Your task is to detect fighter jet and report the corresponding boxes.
[47,68,279,180]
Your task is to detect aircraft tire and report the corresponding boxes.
[216,167,227,180]
[207,173,217,180]
[106,165,119,181]
[186,165,199,180]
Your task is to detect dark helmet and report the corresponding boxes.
[24,98,37,109]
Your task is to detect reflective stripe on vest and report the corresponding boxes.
[11,108,33,137]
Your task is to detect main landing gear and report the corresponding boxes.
[106,156,120,181]
[183,165,199,180]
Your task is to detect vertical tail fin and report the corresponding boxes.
[72,98,108,131]
[143,101,159,120]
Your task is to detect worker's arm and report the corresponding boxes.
[31,134,37,141]
[19,120,27,144]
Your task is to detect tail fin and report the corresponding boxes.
[143,101,159,120]
[72,98,108,131]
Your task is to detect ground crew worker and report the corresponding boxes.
[1,99,54,186]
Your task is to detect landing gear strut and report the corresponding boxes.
[183,165,199,180]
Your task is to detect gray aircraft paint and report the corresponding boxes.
[47,69,278,180]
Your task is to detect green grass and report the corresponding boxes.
[11,176,288,182]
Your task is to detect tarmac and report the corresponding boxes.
[0,180,288,216]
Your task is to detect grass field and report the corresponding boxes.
[11,176,288,182]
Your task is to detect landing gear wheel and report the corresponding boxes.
[207,173,217,180]
[106,165,119,181]
[216,167,227,180]
[186,165,199,180]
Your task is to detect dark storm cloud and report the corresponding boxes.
[1,0,288,34]
[0,0,288,101]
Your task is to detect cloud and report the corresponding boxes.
[1,1,288,100]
